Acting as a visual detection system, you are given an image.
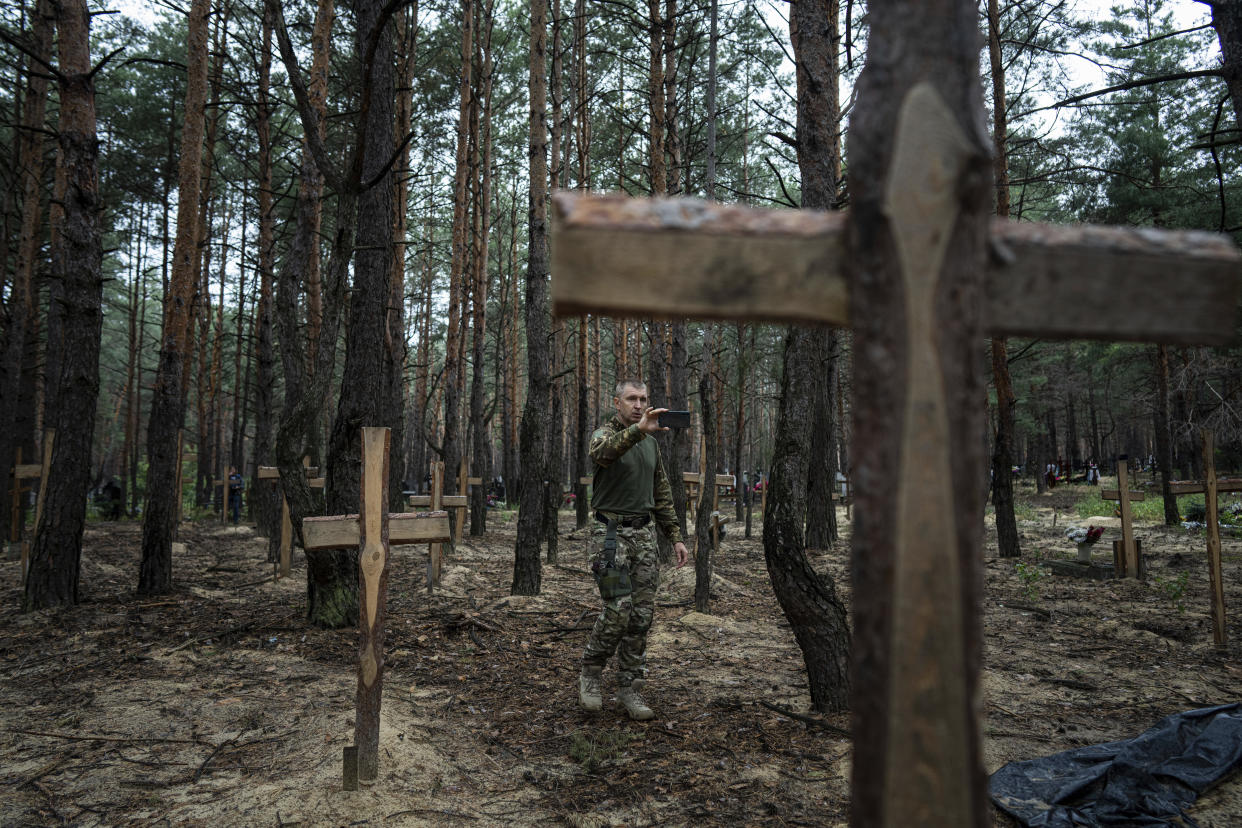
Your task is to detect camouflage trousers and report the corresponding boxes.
[581,521,659,687]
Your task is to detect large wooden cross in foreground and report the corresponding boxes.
[301,427,451,785]
[551,14,1240,823]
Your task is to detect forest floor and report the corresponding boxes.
[1,480,1241,827]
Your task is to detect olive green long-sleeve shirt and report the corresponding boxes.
[589,415,682,544]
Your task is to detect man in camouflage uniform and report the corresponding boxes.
[580,379,688,720]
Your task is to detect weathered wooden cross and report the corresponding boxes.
[301,427,451,785]
[551,64,1240,828]
[9,430,53,580]
[1167,430,1238,647]
[257,458,325,579]
[1101,455,1146,578]
[408,460,460,588]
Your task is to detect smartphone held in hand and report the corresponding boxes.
[657,410,691,429]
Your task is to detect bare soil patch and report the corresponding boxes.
[1,487,1240,826]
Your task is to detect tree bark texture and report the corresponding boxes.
[763,325,851,712]
[790,0,840,552]
[1154,344,1179,525]
[693,337,717,613]
[24,0,101,610]
[986,0,1019,558]
[512,0,549,595]
[443,0,474,505]
[646,322,673,564]
[320,0,397,625]
[251,3,278,543]
[846,0,992,824]
[139,0,211,595]
[1210,0,1242,135]
[469,2,494,536]
[0,0,52,547]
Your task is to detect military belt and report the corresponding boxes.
[595,511,650,529]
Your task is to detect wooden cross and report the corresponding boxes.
[301,427,451,785]
[550,96,1241,827]
[408,460,463,588]
[1100,455,1146,578]
[9,430,53,580]
[1164,430,1236,647]
[10,445,42,543]
[257,458,325,579]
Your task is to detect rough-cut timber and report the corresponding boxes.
[551,193,1241,344]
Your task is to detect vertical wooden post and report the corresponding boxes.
[456,456,467,544]
[25,430,54,582]
[355,426,391,782]
[278,495,291,579]
[1116,455,1139,577]
[174,429,185,531]
[428,460,444,589]
[1202,430,1227,647]
[10,446,22,544]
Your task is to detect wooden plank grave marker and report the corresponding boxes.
[13,431,54,580]
[1101,455,1144,578]
[257,461,325,579]
[549,10,1241,815]
[1162,430,1236,647]
[407,461,451,589]
[300,428,451,783]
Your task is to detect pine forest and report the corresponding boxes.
[3,0,1242,824]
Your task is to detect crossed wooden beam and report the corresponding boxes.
[301,427,451,786]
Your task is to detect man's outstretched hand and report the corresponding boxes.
[637,407,669,434]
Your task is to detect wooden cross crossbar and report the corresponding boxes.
[302,510,451,551]
[551,193,1241,346]
[550,142,1241,820]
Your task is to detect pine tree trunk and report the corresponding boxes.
[987,0,1020,558]
[1154,345,1179,525]
[469,3,493,536]
[792,0,840,551]
[0,0,52,547]
[694,331,717,612]
[139,0,211,595]
[443,0,474,507]
[23,0,101,610]
[251,3,278,540]
[762,0,850,708]
[512,0,549,595]
[763,326,851,712]
[320,0,397,625]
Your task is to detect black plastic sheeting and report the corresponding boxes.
[989,704,1242,827]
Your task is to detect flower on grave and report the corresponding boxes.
[1065,525,1105,545]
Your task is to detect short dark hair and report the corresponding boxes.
[614,378,647,397]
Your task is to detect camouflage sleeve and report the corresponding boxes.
[589,421,646,467]
[652,449,682,544]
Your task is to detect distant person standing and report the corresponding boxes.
[579,379,688,720]
[227,466,244,525]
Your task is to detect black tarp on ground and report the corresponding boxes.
[989,703,1242,827]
